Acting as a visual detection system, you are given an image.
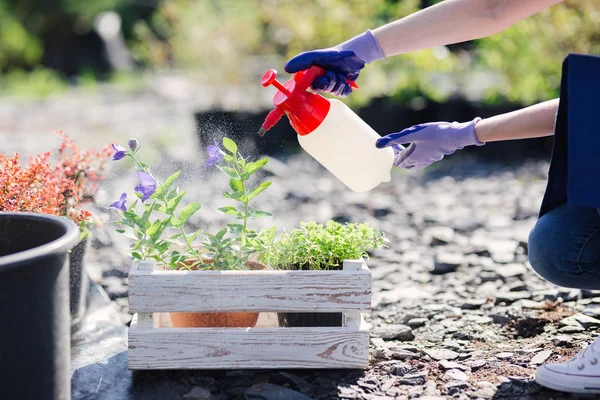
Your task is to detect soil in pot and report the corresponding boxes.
[277,263,343,327]
[169,259,266,328]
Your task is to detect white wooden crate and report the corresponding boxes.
[128,259,372,370]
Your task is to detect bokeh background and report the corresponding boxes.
[1,0,599,160]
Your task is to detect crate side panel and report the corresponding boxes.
[128,327,369,369]
[129,269,371,312]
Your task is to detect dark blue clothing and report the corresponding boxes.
[539,53,600,216]
[529,54,600,289]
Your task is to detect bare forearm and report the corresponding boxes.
[373,0,564,57]
[475,99,559,142]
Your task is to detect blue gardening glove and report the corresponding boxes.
[284,30,385,97]
[376,118,484,170]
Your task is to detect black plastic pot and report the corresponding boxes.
[0,212,79,400]
[277,264,343,327]
[69,238,90,326]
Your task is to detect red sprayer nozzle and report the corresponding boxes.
[259,66,358,137]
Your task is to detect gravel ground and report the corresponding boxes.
[3,87,598,399]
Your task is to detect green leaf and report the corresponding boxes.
[187,230,202,243]
[217,206,241,216]
[116,229,125,233]
[227,223,244,234]
[222,137,237,154]
[179,202,201,223]
[217,165,238,179]
[247,181,271,201]
[167,191,186,212]
[229,178,244,192]
[164,170,182,190]
[248,210,273,219]
[242,158,268,178]
[216,227,228,240]
[131,252,142,260]
[145,219,162,237]
[223,191,247,202]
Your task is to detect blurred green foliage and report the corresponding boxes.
[0,0,598,104]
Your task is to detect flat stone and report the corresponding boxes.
[558,325,586,333]
[496,263,528,278]
[444,369,469,381]
[424,226,455,245]
[574,312,600,328]
[495,352,514,360]
[399,371,428,385]
[183,387,218,400]
[530,350,552,365]
[439,360,470,371]
[432,252,465,274]
[424,348,459,361]
[466,359,487,370]
[460,298,488,310]
[244,383,311,400]
[495,291,532,303]
[391,350,421,360]
[371,324,415,341]
[551,335,573,347]
[407,317,428,327]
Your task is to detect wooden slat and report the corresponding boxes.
[342,260,363,328]
[128,318,369,369]
[129,259,371,313]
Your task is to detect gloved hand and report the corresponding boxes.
[376,118,484,170]
[284,30,385,97]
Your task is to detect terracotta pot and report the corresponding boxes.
[169,258,266,328]
[170,311,260,328]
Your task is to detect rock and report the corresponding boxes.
[391,350,421,360]
[558,325,585,333]
[460,298,488,310]
[551,335,573,347]
[439,360,469,371]
[466,359,487,370]
[496,263,527,278]
[530,350,552,365]
[101,276,128,300]
[424,348,460,361]
[432,252,465,274]
[444,369,469,381]
[399,372,428,385]
[244,383,312,400]
[406,317,428,327]
[558,288,581,302]
[495,352,514,360]
[584,303,600,319]
[495,291,532,304]
[574,312,600,328]
[424,226,455,245]
[183,387,219,400]
[370,325,415,341]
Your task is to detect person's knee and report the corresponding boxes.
[528,213,571,287]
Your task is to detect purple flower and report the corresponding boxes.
[134,171,157,202]
[112,143,126,160]
[204,140,224,166]
[109,192,127,211]
[128,138,138,151]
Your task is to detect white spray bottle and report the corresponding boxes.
[258,67,396,192]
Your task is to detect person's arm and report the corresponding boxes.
[376,98,560,170]
[475,98,559,142]
[375,0,565,57]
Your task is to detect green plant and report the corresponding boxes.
[108,137,273,270]
[259,220,386,270]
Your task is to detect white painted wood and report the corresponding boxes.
[129,259,371,313]
[128,325,369,369]
[342,260,367,328]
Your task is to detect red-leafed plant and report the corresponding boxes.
[0,131,111,238]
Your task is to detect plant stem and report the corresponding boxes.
[232,161,249,262]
